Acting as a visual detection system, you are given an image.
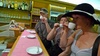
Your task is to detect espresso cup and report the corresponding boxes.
[59,24,63,27]
[68,22,76,29]
[40,16,43,19]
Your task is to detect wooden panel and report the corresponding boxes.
[33,1,49,9]
[31,8,40,16]
[50,5,66,12]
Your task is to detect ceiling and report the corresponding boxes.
[59,0,100,10]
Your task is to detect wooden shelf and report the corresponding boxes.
[0,7,30,12]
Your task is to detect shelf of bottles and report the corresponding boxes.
[0,0,31,23]
[0,0,32,11]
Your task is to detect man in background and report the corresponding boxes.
[35,8,54,50]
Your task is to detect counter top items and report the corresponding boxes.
[26,29,36,34]
[26,46,42,55]
[27,34,36,39]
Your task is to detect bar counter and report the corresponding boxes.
[8,29,49,56]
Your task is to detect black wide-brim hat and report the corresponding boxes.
[63,3,100,24]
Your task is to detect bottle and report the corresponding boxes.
[14,1,18,9]
[11,1,14,9]
[7,1,11,8]
[29,0,32,11]
[24,3,28,10]
[3,0,7,7]
[0,0,3,7]
[18,2,22,10]
[21,1,25,10]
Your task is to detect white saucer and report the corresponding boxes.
[29,31,36,34]
[26,29,31,32]
[26,46,42,55]
[26,30,36,34]
[27,34,36,39]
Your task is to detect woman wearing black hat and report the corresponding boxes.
[58,3,100,56]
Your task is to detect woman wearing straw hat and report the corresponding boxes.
[58,3,100,56]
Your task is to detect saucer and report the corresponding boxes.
[26,46,42,55]
[26,30,36,34]
[27,34,36,39]
[29,31,36,34]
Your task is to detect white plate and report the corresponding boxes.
[26,30,36,34]
[27,35,36,39]
[26,46,42,55]
[29,31,36,34]
[26,29,31,32]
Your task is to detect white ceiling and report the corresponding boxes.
[59,0,100,10]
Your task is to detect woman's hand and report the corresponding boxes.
[54,23,60,28]
[63,22,69,32]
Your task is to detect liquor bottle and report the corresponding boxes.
[0,0,3,7]
[7,1,11,8]
[3,0,7,7]
[21,1,25,10]
[18,2,22,10]
[14,1,18,9]
[11,1,14,9]
[24,3,28,10]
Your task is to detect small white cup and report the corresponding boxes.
[40,16,43,19]
[59,24,63,27]
[68,22,76,29]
